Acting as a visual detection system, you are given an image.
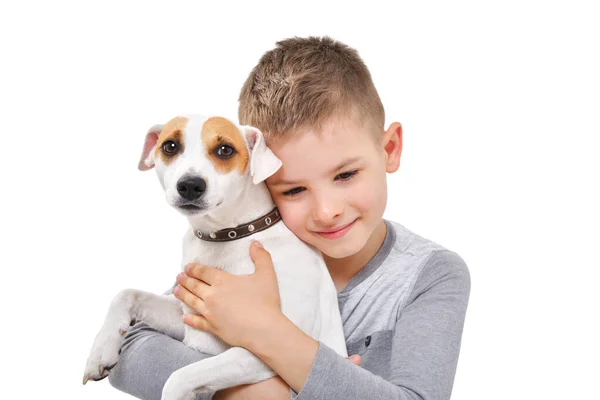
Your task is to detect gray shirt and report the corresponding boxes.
[109,220,470,399]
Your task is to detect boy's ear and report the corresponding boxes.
[138,124,164,171]
[382,122,403,173]
[244,126,282,185]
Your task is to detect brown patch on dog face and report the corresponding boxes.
[201,117,249,174]
[154,117,188,165]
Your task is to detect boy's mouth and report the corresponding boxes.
[315,219,357,240]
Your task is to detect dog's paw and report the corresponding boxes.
[82,323,129,385]
[162,371,203,400]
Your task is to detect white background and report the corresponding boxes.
[1,1,598,399]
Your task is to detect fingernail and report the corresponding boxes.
[173,286,180,295]
[177,272,185,281]
[253,241,263,248]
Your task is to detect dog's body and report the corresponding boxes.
[83,115,347,400]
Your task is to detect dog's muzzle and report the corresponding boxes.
[177,177,206,201]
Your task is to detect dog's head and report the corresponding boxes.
[138,115,282,216]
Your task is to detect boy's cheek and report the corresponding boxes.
[277,203,307,236]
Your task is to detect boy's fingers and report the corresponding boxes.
[184,263,223,285]
[348,355,361,366]
[176,272,210,298]
[174,284,207,315]
[182,313,214,334]
[249,241,274,274]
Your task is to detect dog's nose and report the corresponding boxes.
[176,177,207,201]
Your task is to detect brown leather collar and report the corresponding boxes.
[194,207,281,242]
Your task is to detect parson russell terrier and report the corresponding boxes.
[83,115,347,399]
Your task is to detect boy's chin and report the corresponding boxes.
[318,239,365,260]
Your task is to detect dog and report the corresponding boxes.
[83,115,347,400]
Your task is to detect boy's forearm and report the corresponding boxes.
[248,322,420,400]
[109,321,215,400]
[246,313,319,393]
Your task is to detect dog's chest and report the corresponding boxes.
[179,232,255,353]
[181,231,255,275]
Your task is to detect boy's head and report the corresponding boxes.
[238,36,402,261]
[238,36,384,142]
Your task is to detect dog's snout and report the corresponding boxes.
[177,177,207,201]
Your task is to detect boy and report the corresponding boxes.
[109,36,470,399]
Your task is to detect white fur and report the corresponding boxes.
[83,115,347,400]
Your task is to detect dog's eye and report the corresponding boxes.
[162,141,179,155]
[216,145,236,159]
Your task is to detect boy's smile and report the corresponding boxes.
[314,218,357,240]
[266,113,402,282]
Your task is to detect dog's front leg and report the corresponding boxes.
[83,290,184,384]
[161,347,276,400]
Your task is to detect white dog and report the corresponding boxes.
[83,115,347,400]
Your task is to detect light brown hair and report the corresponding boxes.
[238,36,385,141]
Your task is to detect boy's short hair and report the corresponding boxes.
[238,36,385,141]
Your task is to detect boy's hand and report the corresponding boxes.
[348,354,361,366]
[174,241,282,349]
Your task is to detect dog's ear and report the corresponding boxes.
[245,126,282,185]
[138,124,163,171]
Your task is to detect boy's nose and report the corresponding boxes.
[312,193,344,223]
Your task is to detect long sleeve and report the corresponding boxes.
[296,250,471,400]
[108,287,214,400]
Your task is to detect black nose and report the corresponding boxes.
[176,177,207,201]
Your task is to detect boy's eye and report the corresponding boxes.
[335,170,359,181]
[283,187,305,196]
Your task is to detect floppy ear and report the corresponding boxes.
[138,124,164,171]
[244,126,282,184]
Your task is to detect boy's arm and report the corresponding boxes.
[251,250,471,399]
[108,287,215,400]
